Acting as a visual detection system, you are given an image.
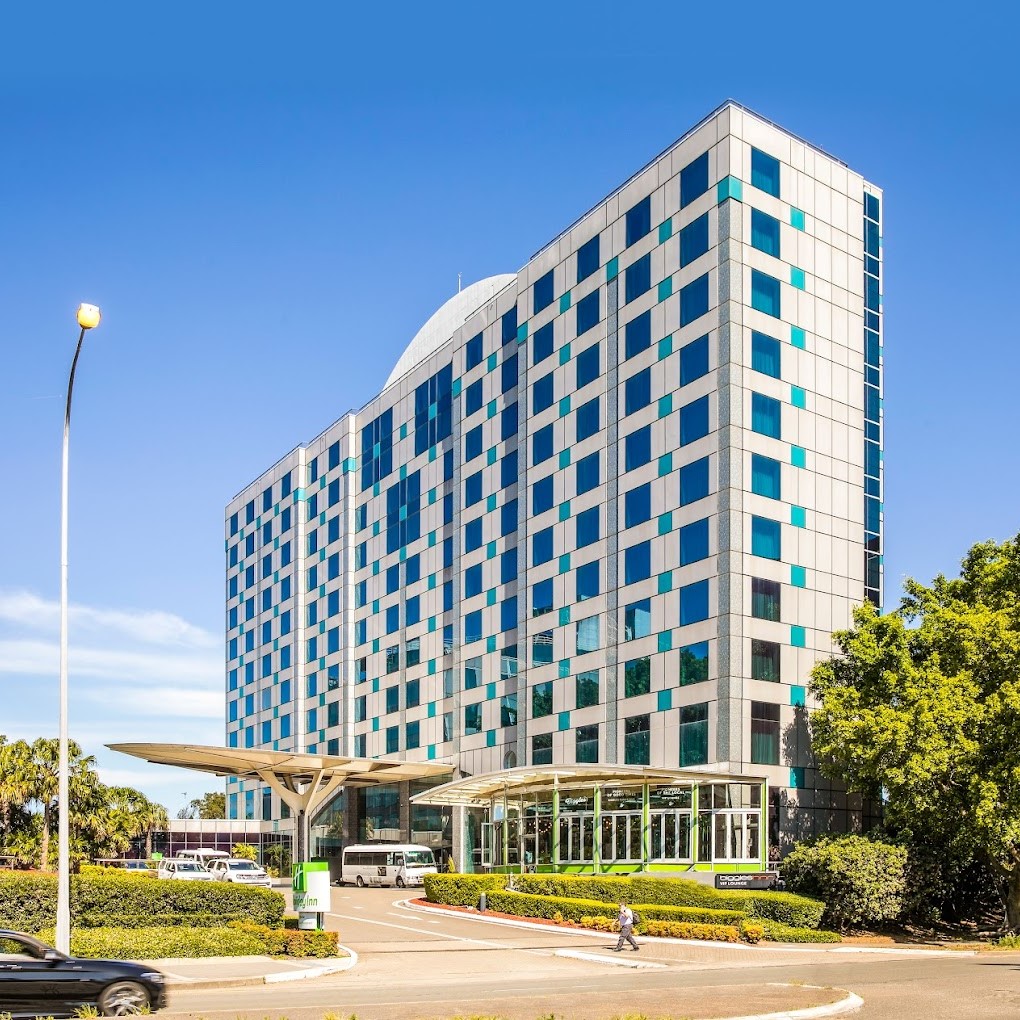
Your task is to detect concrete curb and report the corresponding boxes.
[554,948,666,969]
[161,947,356,989]
[710,985,864,1020]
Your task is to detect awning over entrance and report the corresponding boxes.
[410,763,766,808]
[109,743,453,860]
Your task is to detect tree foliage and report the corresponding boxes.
[809,536,1020,928]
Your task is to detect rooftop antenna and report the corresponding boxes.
[458,273,462,293]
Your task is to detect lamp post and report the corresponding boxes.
[56,302,101,955]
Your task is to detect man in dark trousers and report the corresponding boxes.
[614,901,639,951]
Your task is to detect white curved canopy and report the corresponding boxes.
[384,274,516,389]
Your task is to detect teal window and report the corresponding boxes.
[464,703,482,736]
[751,208,780,257]
[680,456,710,506]
[679,212,709,267]
[534,270,554,314]
[624,599,651,640]
[624,713,650,765]
[751,270,781,318]
[532,732,553,765]
[751,453,782,500]
[680,152,709,208]
[625,310,651,359]
[625,252,651,303]
[576,342,600,387]
[626,196,651,246]
[532,680,553,718]
[533,630,553,665]
[576,452,600,494]
[751,701,780,764]
[679,579,709,625]
[680,333,709,386]
[624,656,651,697]
[680,395,710,445]
[577,235,600,284]
[576,669,599,708]
[679,518,710,565]
[679,641,709,685]
[679,273,709,326]
[751,148,780,198]
[751,331,781,378]
[751,393,781,439]
[680,704,708,766]
[752,639,780,681]
[533,321,554,365]
[385,686,399,714]
[576,723,599,764]
[577,291,600,336]
[751,517,782,560]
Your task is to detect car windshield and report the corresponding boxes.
[228,861,259,871]
[175,862,202,871]
[404,851,435,866]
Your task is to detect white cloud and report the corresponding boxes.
[85,686,223,719]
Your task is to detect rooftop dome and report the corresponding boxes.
[384,274,517,389]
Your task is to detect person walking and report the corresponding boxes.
[613,901,639,951]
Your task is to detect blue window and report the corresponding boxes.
[625,541,651,584]
[576,506,600,548]
[625,482,651,528]
[443,581,453,612]
[534,270,554,314]
[466,331,483,370]
[626,196,651,246]
[533,474,554,515]
[464,611,482,645]
[465,424,483,462]
[680,273,709,326]
[751,148,780,198]
[751,208,780,258]
[625,252,651,303]
[751,331,781,378]
[386,564,400,594]
[752,516,782,560]
[501,306,518,346]
[533,321,554,365]
[680,395,710,445]
[501,547,518,584]
[406,720,420,750]
[865,193,880,221]
[533,371,555,413]
[501,498,518,536]
[406,595,421,626]
[680,518,710,565]
[501,450,519,489]
[501,401,519,441]
[680,152,709,208]
[577,235,600,283]
[385,686,399,714]
[576,342,600,388]
[576,452,600,494]
[533,578,553,617]
[501,353,518,394]
[465,517,483,552]
[501,596,518,632]
[465,470,483,507]
[386,604,400,634]
[533,423,554,465]
[625,368,651,415]
[751,270,781,318]
[445,449,454,481]
[680,334,709,385]
[679,212,709,267]
[680,579,710,625]
[625,310,651,360]
[751,453,782,500]
[533,526,554,566]
[576,396,600,441]
[465,563,483,598]
[751,393,782,439]
[625,425,652,471]
[576,291,599,337]
[405,553,420,585]
[576,561,599,601]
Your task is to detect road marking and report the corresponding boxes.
[555,949,666,970]
[388,911,440,923]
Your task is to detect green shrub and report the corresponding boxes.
[782,835,907,931]
[0,871,284,932]
[578,915,618,933]
[79,864,153,878]
[642,920,741,942]
[739,921,765,944]
[759,920,841,943]
[423,873,508,906]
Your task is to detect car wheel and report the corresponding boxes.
[396,876,405,888]
[99,980,150,1016]
[356,875,365,887]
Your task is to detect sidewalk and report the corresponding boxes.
[143,950,355,989]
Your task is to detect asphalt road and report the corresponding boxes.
[164,886,1020,1020]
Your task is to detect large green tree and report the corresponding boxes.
[809,536,1020,928]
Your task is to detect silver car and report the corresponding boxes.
[156,859,215,881]
[206,858,273,888]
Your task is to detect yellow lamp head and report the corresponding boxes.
[76,303,101,330]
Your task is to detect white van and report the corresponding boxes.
[341,844,437,888]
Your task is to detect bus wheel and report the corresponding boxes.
[396,876,405,889]
[356,875,365,888]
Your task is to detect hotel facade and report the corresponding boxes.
[224,101,883,872]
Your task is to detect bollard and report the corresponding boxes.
[479,892,487,912]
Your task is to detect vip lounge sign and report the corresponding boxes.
[292,861,331,911]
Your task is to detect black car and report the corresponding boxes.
[0,930,166,1017]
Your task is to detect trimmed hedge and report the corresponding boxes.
[0,871,285,931]
[486,890,745,927]
[35,924,340,960]
[758,920,841,943]
[423,873,508,906]
[577,915,741,942]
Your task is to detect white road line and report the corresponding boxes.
[388,911,440,923]
[555,949,666,970]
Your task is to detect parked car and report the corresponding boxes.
[0,929,166,1016]
[156,858,214,881]
[120,859,150,873]
[206,858,273,888]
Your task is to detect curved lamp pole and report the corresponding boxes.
[56,302,101,954]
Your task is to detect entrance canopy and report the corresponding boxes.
[411,763,766,808]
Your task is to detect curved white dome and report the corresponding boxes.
[384,274,517,389]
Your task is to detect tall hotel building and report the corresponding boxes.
[225,101,883,865]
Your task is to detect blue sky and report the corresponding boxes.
[1,3,1017,809]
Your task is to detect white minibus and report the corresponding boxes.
[341,843,437,888]
[174,848,230,866]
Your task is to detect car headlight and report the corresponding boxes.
[140,971,165,983]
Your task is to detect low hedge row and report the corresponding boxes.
[758,920,841,943]
[0,872,285,931]
[486,890,745,927]
[422,873,508,906]
[578,915,741,943]
[35,924,340,960]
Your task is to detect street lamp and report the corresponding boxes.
[56,302,101,954]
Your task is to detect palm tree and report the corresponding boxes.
[136,798,169,859]
[0,738,32,838]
